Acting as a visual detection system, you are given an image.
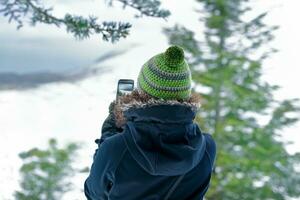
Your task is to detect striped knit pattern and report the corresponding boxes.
[137,46,192,100]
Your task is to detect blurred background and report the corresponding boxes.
[0,0,299,199]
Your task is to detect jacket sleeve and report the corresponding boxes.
[84,139,114,200]
[96,102,123,146]
[84,131,127,200]
[204,133,217,170]
[197,133,217,200]
[84,102,124,199]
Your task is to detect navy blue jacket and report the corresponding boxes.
[84,104,216,200]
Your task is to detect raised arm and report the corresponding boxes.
[95,101,123,146]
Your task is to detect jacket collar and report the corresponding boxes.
[113,89,201,128]
[124,104,197,124]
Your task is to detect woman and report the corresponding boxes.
[84,45,216,200]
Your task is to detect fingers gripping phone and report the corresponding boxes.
[116,79,134,101]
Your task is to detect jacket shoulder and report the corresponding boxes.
[84,133,127,199]
[94,133,127,176]
[100,133,127,172]
[203,133,216,169]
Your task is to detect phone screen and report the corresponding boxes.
[119,83,134,93]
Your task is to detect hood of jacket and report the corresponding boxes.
[113,90,206,176]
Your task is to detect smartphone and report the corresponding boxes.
[116,79,134,100]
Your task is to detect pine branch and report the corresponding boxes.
[110,0,170,18]
[0,0,169,43]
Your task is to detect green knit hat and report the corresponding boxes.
[137,45,192,100]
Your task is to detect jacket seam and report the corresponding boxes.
[112,145,128,174]
[205,149,213,169]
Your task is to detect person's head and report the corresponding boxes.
[136,45,192,100]
[113,45,201,128]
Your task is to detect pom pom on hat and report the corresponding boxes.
[164,45,185,67]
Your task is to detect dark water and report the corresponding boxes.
[0,36,91,73]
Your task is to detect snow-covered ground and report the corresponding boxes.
[0,76,111,199]
[0,0,300,199]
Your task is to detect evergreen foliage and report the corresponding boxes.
[164,0,300,199]
[0,0,170,43]
[14,139,83,200]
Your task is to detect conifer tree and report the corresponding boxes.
[164,0,300,199]
[15,139,83,200]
